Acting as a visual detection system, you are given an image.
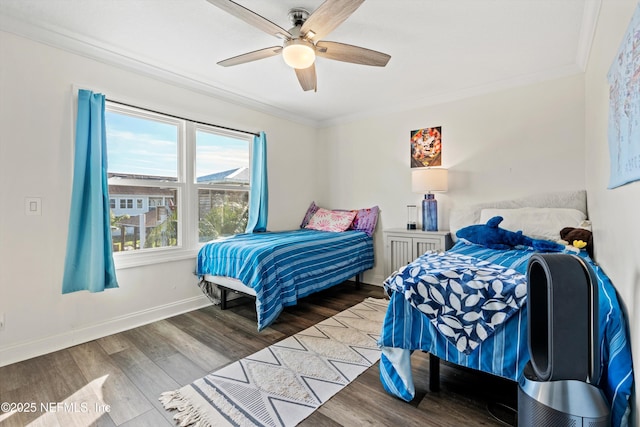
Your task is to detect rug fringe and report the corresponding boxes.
[159,298,388,427]
[160,391,212,427]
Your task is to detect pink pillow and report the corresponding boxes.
[350,206,379,237]
[305,208,357,232]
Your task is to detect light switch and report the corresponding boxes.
[25,197,42,216]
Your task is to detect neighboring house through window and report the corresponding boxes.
[105,102,251,263]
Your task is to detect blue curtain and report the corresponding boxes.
[62,89,118,294]
[245,131,269,233]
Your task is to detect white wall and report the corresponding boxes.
[0,32,318,365]
[317,3,639,419]
[319,74,586,284]
[1,9,637,422]
[585,1,639,424]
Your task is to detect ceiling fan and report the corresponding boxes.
[205,0,391,92]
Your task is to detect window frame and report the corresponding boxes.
[105,101,252,269]
[193,124,252,243]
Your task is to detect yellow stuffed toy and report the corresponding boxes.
[559,226,593,258]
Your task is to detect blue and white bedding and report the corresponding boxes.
[378,241,634,427]
[385,251,528,355]
[197,229,374,331]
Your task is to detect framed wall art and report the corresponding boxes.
[410,127,442,168]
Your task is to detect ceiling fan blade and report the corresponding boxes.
[316,41,390,66]
[300,0,365,41]
[205,0,291,39]
[217,46,282,67]
[295,64,317,92]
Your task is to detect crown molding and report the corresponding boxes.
[319,0,601,128]
[0,14,319,128]
[318,63,584,128]
[2,2,601,130]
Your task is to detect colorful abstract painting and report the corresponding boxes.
[411,127,442,168]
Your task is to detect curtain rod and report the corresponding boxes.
[106,99,260,137]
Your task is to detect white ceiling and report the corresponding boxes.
[0,0,600,126]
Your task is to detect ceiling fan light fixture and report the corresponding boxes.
[208,0,390,91]
[282,39,315,69]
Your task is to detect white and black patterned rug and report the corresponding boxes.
[160,297,388,427]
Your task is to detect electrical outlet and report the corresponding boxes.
[0,313,4,330]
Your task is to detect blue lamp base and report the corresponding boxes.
[422,194,438,231]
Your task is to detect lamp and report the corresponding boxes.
[282,39,316,69]
[412,168,448,231]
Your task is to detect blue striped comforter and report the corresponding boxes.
[197,229,374,331]
[378,241,634,427]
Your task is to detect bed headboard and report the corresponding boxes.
[449,190,587,242]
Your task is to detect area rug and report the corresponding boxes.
[160,297,389,427]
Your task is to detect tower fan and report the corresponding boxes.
[518,253,610,426]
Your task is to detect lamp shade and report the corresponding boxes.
[282,39,316,69]
[412,168,448,193]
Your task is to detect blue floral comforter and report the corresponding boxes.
[384,251,527,354]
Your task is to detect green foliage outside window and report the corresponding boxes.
[199,190,248,242]
[146,209,178,248]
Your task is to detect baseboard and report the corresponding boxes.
[0,295,212,368]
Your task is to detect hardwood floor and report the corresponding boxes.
[0,282,517,426]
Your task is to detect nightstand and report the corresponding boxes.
[383,229,453,277]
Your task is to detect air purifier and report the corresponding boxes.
[517,253,610,427]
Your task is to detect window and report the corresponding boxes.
[119,198,134,209]
[196,128,250,242]
[105,102,251,263]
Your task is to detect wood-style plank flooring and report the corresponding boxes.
[0,282,517,426]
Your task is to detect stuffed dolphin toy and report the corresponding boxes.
[456,216,565,252]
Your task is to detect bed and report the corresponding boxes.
[377,192,634,427]
[196,203,378,331]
